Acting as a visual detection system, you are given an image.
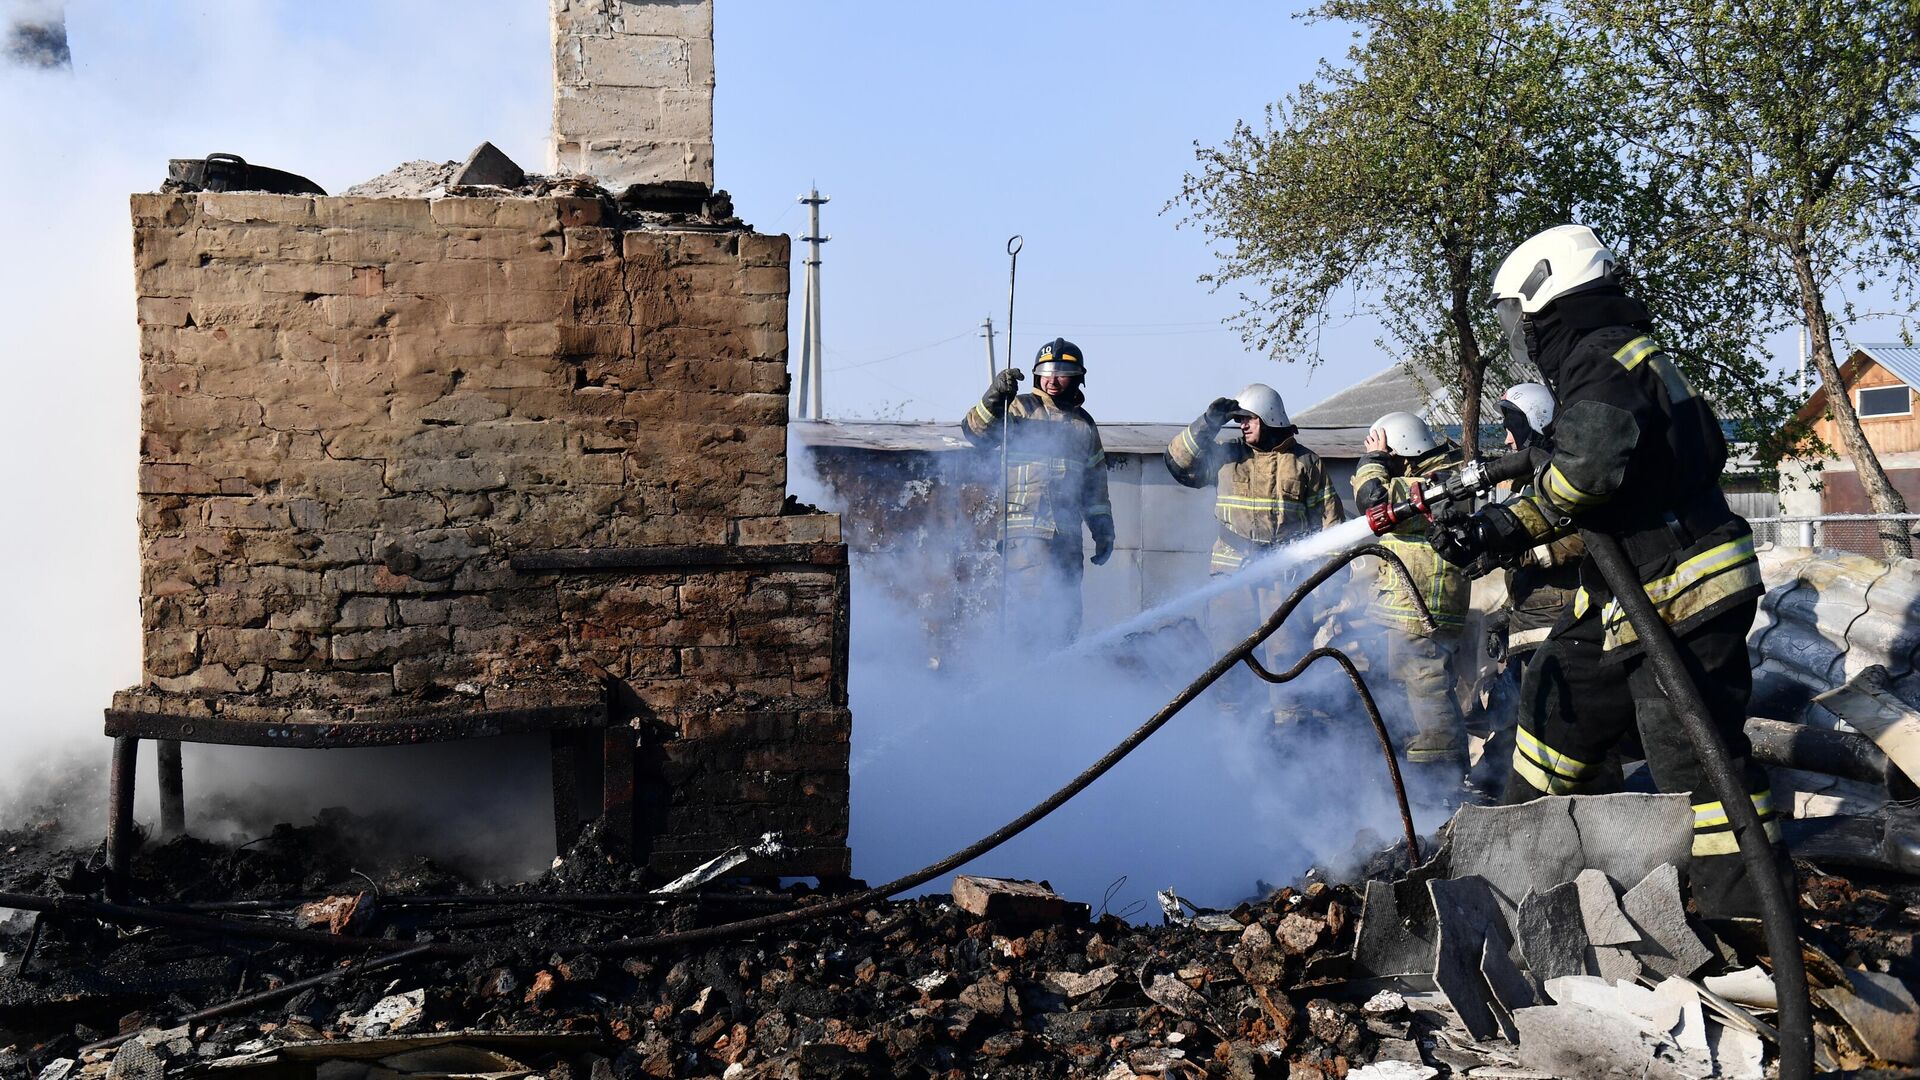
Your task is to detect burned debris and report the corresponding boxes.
[5,797,1919,1078]
[0,816,1389,1079]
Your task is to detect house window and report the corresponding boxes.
[1857,385,1911,418]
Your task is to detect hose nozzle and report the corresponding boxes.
[1364,448,1545,537]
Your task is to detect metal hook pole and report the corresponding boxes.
[999,235,1023,639]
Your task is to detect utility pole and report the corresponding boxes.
[980,316,997,383]
[796,189,830,419]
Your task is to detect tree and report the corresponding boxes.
[1588,0,1920,559]
[1175,0,1622,457]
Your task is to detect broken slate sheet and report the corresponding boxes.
[1515,881,1587,992]
[1428,876,1524,1042]
[1356,794,1690,980]
[1620,863,1713,979]
[1448,794,1693,915]
[1575,868,1640,946]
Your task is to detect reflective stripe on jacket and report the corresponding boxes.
[1352,447,1469,634]
[962,389,1112,542]
[1165,421,1345,573]
[1503,485,1584,655]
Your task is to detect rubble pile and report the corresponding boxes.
[0,793,1915,1077]
[0,811,1392,1079]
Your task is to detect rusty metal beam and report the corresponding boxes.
[510,543,846,575]
[104,702,606,748]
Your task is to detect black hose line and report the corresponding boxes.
[76,943,439,1055]
[17,544,1434,968]
[1245,646,1419,866]
[1580,530,1812,1080]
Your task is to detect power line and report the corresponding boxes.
[825,328,975,372]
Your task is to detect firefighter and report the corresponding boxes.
[1470,382,1584,793]
[1430,224,1776,919]
[962,337,1115,645]
[1352,412,1470,774]
[1165,383,1345,723]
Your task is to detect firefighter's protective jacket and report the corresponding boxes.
[1503,490,1585,655]
[1353,446,1470,635]
[1165,418,1345,573]
[1504,292,1762,658]
[962,387,1112,544]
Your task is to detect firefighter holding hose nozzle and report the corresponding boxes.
[1351,412,1471,784]
[1427,224,1781,920]
[1469,382,1585,795]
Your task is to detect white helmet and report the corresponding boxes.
[1490,224,1619,364]
[1370,411,1440,457]
[1499,382,1555,439]
[1229,383,1290,428]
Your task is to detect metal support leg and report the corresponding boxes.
[106,736,139,902]
[157,739,184,837]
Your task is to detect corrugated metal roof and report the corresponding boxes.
[790,419,1373,458]
[1290,361,1505,428]
[1861,343,1920,390]
[1291,365,1429,427]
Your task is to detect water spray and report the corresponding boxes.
[1074,452,1539,659]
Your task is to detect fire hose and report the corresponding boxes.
[0,543,1432,971]
[1580,530,1812,1080]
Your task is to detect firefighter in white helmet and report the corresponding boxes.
[1429,223,1775,920]
[1469,382,1585,793]
[962,337,1115,645]
[1352,411,1470,777]
[1166,383,1346,723]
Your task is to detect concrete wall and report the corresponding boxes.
[550,0,716,189]
[129,190,847,874]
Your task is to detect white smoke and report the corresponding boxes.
[790,434,1457,920]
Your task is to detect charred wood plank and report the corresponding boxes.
[1746,717,1920,800]
[603,727,637,857]
[157,738,184,836]
[104,702,606,748]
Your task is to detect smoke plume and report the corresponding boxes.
[790,433,1455,920]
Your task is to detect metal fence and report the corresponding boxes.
[1747,514,1920,557]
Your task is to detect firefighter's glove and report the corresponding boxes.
[1432,504,1533,568]
[1485,611,1509,661]
[1430,515,1489,568]
[1089,516,1115,566]
[1203,397,1239,429]
[983,368,1024,414]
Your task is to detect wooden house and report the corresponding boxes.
[1793,344,1920,515]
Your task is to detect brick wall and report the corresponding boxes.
[550,0,715,189]
[128,190,848,874]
